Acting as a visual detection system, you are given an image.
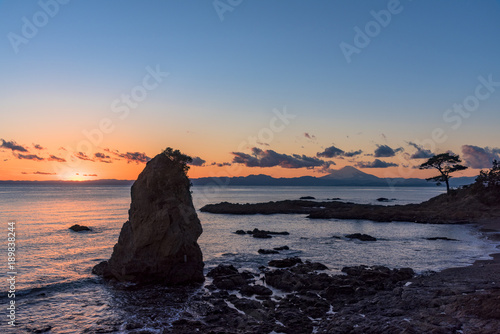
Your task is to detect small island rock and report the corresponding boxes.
[69,224,91,232]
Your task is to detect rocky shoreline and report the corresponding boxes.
[167,233,500,333]
[160,218,500,333]
[189,187,500,333]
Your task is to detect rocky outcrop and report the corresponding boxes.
[200,186,500,224]
[92,149,204,284]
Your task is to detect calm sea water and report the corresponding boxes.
[0,185,498,333]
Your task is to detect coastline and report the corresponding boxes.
[165,219,500,333]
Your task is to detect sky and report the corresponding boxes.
[1,0,500,181]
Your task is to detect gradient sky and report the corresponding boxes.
[1,0,500,181]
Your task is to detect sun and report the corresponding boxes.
[59,171,88,181]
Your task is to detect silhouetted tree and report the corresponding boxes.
[419,153,468,194]
[162,147,192,174]
[476,159,500,188]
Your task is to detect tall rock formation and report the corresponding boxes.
[93,148,204,284]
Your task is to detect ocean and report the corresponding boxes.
[1,184,498,333]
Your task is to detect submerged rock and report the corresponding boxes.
[258,249,279,254]
[426,236,459,241]
[69,224,91,232]
[253,232,272,239]
[345,233,377,241]
[300,196,316,200]
[92,148,204,284]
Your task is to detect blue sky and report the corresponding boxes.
[1,0,500,180]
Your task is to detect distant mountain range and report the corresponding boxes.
[0,166,476,188]
[190,166,476,188]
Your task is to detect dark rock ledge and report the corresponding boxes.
[201,186,500,224]
[166,254,500,334]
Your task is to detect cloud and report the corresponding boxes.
[304,132,316,140]
[95,152,113,163]
[21,171,56,175]
[189,156,206,166]
[374,144,403,158]
[356,159,398,168]
[34,171,56,175]
[317,145,345,158]
[122,152,150,164]
[16,153,44,161]
[105,149,150,163]
[317,145,363,158]
[33,143,45,150]
[461,145,500,169]
[233,147,333,169]
[75,152,94,161]
[257,141,270,146]
[95,152,110,159]
[118,151,150,164]
[48,155,66,162]
[1,139,28,152]
[407,142,433,159]
[217,162,232,167]
[344,150,363,157]
[83,174,98,177]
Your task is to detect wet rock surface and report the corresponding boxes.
[165,255,500,333]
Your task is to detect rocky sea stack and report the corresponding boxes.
[92,148,204,285]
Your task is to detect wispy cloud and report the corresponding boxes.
[1,139,28,152]
[48,155,66,162]
[233,147,333,169]
[104,148,150,164]
[34,171,56,175]
[344,150,363,157]
[461,145,500,169]
[304,132,316,140]
[33,143,45,150]
[16,153,44,161]
[94,152,112,163]
[75,152,94,161]
[356,159,398,168]
[83,174,98,177]
[118,151,150,164]
[21,171,56,175]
